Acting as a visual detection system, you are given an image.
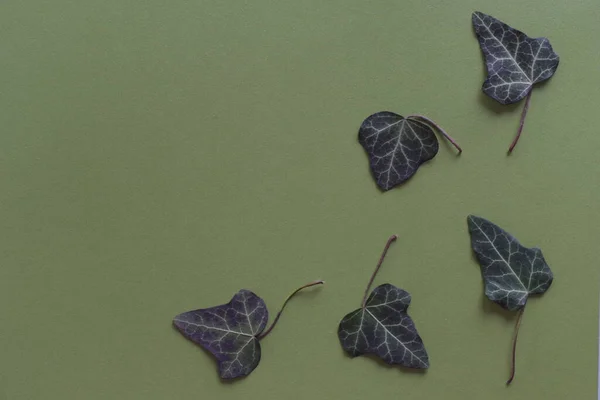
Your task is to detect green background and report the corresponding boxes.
[1,1,598,399]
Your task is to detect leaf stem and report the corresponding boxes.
[407,115,463,153]
[361,235,398,308]
[508,90,533,154]
[257,280,324,340]
[506,306,526,385]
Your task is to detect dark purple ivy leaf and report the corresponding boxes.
[174,290,267,379]
[173,281,323,379]
[472,11,560,153]
[337,235,429,369]
[358,112,462,191]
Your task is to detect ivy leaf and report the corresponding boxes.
[467,215,554,384]
[358,112,462,191]
[337,235,429,369]
[338,284,429,369]
[472,11,560,153]
[173,281,324,379]
[467,215,553,311]
[173,290,267,379]
[472,12,559,105]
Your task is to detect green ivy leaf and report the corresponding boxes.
[337,235,429,369]
[468,215,554,384]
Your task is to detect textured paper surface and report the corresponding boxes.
[1,1,599,399]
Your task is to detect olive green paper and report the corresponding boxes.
[1,1,598,399]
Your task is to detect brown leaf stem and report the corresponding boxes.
[407,115,463,153]
[508,90,533,154]
[506,306,526,385]
[362,235,398,308]
[257,280,324,340]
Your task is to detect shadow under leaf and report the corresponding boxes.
[480,293,516,323]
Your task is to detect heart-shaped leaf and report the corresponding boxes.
[174,281,324,379]
[472,11,560,153]
[467,215,554,384]
[358,112,462,191]
[337,235,429,369]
